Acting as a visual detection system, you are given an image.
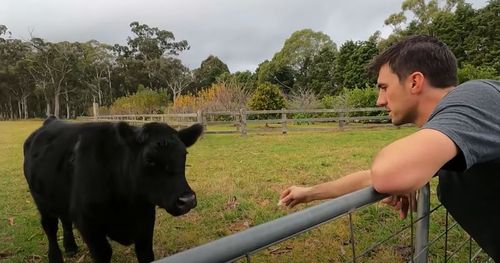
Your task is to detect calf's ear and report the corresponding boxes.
[116,122,138,145]
[179,123,203,147]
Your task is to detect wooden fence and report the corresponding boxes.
[81,107,394,135]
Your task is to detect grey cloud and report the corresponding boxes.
[1,0,488,72]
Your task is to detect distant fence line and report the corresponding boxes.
[83,104,394,134]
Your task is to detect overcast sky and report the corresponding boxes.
[1,0,488,72]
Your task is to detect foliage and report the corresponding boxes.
[458,64,498,83]
[382,0,500,78]
[126,21,189,60]
[216,70,257,91]
[256,29,337,95]
[108,88,168,114]
[333,40,378,90]
[248,83,286,111]
[331,87,379,118]
[172,81,250,113]
[191,55,230,91]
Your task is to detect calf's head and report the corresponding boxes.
[118,122,203,216]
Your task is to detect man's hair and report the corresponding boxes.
[368,35,458,88]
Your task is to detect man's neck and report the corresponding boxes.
[416,86,456,127]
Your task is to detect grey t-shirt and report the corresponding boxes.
[422,80,500,260]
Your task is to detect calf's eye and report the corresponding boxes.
[145,159,156,167]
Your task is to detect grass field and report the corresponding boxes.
[0,121,489,262]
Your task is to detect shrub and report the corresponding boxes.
[171,82,250,116]
[109,88,168,114]
[248,83,286,111]
[248,83,286,120]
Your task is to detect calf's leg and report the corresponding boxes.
[134,208,155,263]
[60,216,78,256]
[40,212,63,263]
[79,227,112,263]
[135,235,154,263]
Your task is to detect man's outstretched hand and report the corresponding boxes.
[380,193,417,219]
[278,186,313,208]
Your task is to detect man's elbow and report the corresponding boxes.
[371,164,415,194]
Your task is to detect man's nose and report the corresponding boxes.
[376,92,386,107]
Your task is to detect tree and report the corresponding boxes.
[0,26,34,119]
[27,39,81,117]
[257,29,337,95]
[160,58,192,103]
[127,21,189,60]
[192,55,230,90]
[80,41,115,106]
[381,0,466,49]
[125,22,190,92]
[334,40,378,89]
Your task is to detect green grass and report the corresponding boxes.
[0,121,490,262]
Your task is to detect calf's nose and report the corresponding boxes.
[176,193,197,211]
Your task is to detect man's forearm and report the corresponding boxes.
[308,170,372,201]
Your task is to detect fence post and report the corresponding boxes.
[339,111,346,130]
[281,108,288,134]
[414,183,430,263]
[239,108,247,136]
[197,110,207,135]
[93,102,99,121]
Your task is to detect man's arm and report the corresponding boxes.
[371,128,458,195]
[279,170,371,208]
[279,129,458,208]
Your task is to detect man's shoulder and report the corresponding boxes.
[458,79,500,92]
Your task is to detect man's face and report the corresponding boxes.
[376,64,417,126]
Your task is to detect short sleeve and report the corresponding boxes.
[423,80,500,170]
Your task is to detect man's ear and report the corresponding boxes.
[178,123,203,147]
[116,122,139,145]
[410,72,425,94]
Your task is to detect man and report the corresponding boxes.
[279,35,500,260]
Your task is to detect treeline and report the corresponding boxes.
[0,0,498,120]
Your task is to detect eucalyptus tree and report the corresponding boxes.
[126,21,190,93]
[80,40,116,106]
[0,25,34,119]
[27,39,82,118]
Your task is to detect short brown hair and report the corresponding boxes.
[368,35,458,88]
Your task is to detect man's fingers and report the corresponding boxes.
[400,196,409,219]
[278,195,292,206]
[411,193,417,212]
[289,200,299,208]
[279,188,291,200]
[380,196,392,204]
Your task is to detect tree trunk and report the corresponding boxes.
[23,96,28,119]
[46,102,51,117]
[18,100,22,120]
[9,97,14,119]
[54,93,60,118]
[107,66,113,105]
[65,87,70,119]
